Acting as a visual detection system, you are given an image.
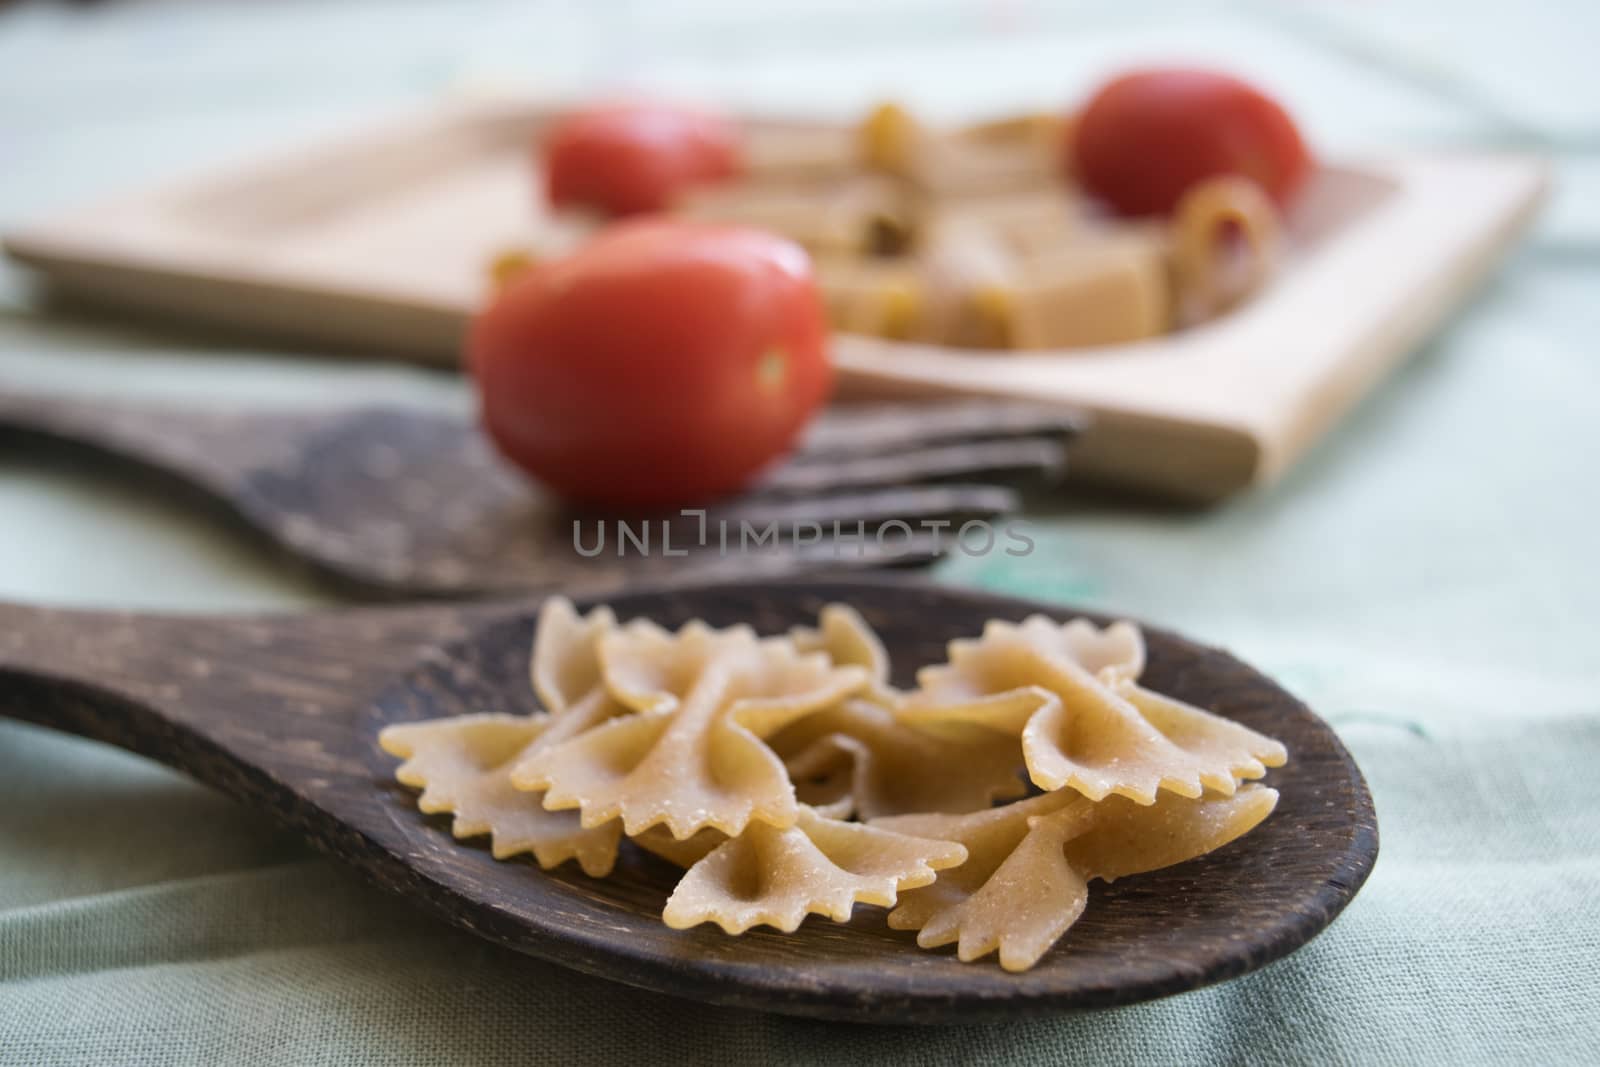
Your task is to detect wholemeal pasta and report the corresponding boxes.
[1171,174,1283,326]
[878,785,1279,971]
[510,619,867,839]
[377,598,630,875]
[900,615,1286,801]
[662,805,967,934]
[506,103,1287,348]
[380,598,1288,971]
[772,699,1027,819]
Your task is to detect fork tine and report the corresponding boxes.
[641,532,945,583]
[433,530,947,598]
[800,401,1086,457]
[700,484,1020,529]
[764,436,1065,493]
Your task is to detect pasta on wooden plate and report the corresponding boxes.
[501,103,1286,352]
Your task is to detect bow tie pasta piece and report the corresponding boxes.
[378,598,633,875]
[906,616,1142,711]
[512,621,869,840]
[378,697,627,877]
[902,617,1285,803]
[634,778,858,872]
[633,790,852,870]
[1063,782,1279,884]
[771,699,1026,819]
[788,603,895,702]
[1010,677,1286,802]
[878,785,1279,971]
[895,615,1137,707]
[1104,678,1286,788]
[663,806,967,934]
[531,597,618,713]
[601,618,759,713]
[633,825,730,869]
[1018,614,1146,682]
[875,790,1079,966]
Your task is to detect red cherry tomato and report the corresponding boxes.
[469,219,832,509]
[543,102,741,216]
[1072,68,1312,217]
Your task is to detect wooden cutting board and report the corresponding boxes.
[1,99,1547,502]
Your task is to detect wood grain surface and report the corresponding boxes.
[0,391,1079,599]
[0,98,1547,500]
[0,577,1378,1024]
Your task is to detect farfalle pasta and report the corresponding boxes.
[663,805,966,934]
[771,699,1027,819]
[877,784,1279,971]
[511,619,867,839]
[787,603,895,704]
[379,598,1288,971]
[377,598,631,876]
[900,615,1286,803]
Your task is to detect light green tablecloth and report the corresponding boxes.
[2,2,1597,1063]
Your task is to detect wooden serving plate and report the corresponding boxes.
[0,577,1377,1023]
[1,99,1546,501]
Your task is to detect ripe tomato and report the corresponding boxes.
[469,219,832,509]
[543,102,741,217]
[1072,68,1312,217]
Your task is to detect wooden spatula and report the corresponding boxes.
[0,577,1377,1023]
[0,389,1079,598]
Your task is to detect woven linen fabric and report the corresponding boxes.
[2,1,1598,1063]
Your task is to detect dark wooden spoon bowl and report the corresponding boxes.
[0,578,1377,1024]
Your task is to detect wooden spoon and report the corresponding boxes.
[0,390,1078,599]
[0,577,1377,1023]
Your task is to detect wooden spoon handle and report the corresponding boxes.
[0,597,517,752]
[0,599,179,694]
[0,386,306,490]
[0,600,224,763]
[0,595,540,869]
